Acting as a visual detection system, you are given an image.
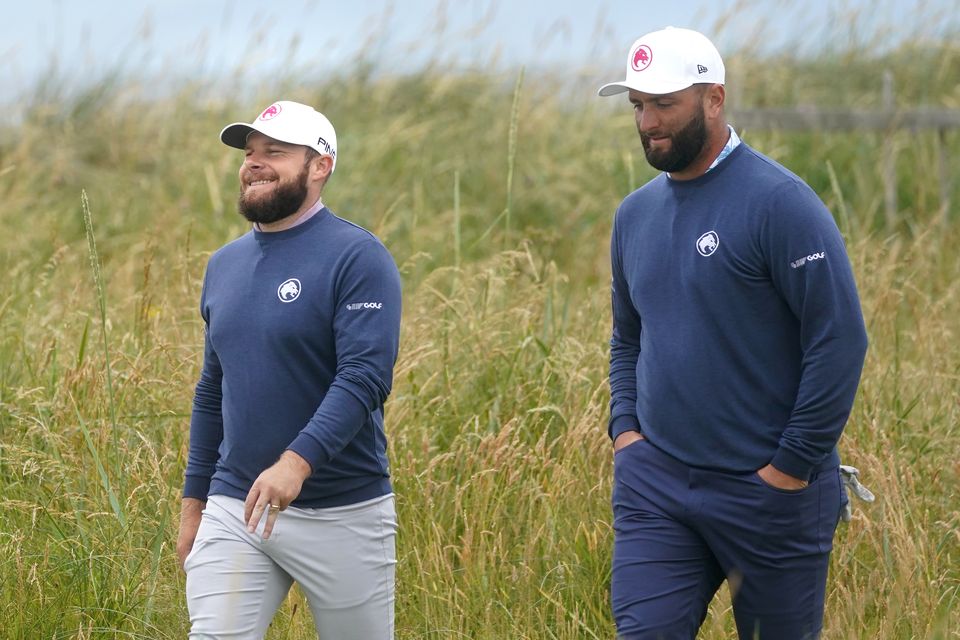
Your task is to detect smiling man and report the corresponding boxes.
[598,28,868,639]
[177,100,402,639]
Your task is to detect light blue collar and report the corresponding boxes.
[707,125,740,172]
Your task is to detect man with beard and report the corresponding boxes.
[176,100,402,639]
[598,28,868,639]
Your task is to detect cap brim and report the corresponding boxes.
[601,78,721,97]
[597,82,631,97]
[220,123,255,149]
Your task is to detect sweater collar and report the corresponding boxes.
[252,206,329,244]
[252,196,324,233]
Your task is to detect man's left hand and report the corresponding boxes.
[757,463,808,491]
[244,450,313,539]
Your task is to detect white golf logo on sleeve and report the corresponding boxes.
[790,251,826,269]
[277,278,301,302]
[346,302,383,311]
[696,231,719,257]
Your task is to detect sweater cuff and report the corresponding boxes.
[183,475,212,501]
[770,447,814,482]
[287,434,324,472]
[609,414,642,442]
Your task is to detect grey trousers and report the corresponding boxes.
[185,493,397,639]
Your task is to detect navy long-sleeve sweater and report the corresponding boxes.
[183,208,402,507]
[609,143,868,481]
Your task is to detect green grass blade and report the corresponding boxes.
[504,66,524,246]
[81,190,121,480]
[73,397,126,527]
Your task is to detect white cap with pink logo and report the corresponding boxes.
[598,27,725,97]
[220,100,338,172]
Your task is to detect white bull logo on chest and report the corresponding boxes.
[277,278,301,302]
[696,231,719,257]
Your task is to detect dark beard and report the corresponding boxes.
[640,104,707,173]
[237,164,309,225]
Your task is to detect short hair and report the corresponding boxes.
[303,147,321,164]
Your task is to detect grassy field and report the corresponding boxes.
[1,27,959,639]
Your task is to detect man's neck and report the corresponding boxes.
[667,121,731,181]
[255,196,324,233]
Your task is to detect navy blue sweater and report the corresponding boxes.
[184,208,402,507]
[609,143,868,481]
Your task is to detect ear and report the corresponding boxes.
[309,154,334,184]
[704,84,725,119]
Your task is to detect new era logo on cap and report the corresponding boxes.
[598,26,725,97]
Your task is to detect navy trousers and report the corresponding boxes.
[611,438,845,640]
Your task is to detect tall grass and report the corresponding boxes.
[1,18,958,640]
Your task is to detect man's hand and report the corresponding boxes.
[177,498,206,572]
[757,463,808,491]
[244,451,312,539]
[613,430,645,452]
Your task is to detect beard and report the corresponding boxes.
[237,163,310,225]
[640,104,707,173]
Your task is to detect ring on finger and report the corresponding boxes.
[268,503,281,514]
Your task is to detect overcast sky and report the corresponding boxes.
[2,0,956,99]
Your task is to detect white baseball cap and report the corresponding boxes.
[598,27,725,97]
[220,100,338,172]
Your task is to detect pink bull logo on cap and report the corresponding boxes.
[632,45,653,72]
[259,104,282,120]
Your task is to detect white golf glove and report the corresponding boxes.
[839,464,875,522]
